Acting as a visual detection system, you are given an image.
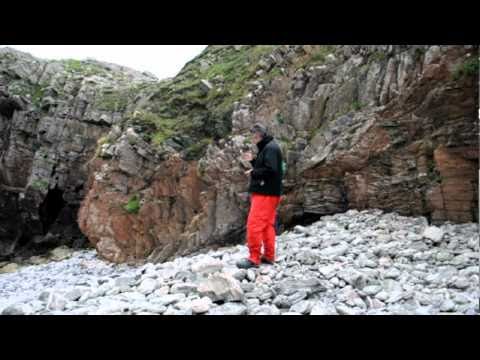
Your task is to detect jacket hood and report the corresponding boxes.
[256,135,274,152]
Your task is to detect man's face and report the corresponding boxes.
[251,131,263,145]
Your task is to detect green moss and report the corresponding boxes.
[302,45,336,68]
[453,57,479,80]
[413,48,426,62]
[30,179,49,191]
[184,138,213,160]
[275,113,285,124]
[128,110,177,146]
[121,46,281,155]
[96,88,132,112]
[123,195,141,214]
[8,81,45,107]
[352,100,363,111]
[62,59,106,77]
[63,59,83,72]
[370,51,387,63]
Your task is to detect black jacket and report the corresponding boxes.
[248,135,283,196]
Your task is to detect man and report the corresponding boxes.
[237,123,283,269]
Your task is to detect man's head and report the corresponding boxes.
[250,123,268,145]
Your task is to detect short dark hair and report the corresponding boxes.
[250,123,268,137]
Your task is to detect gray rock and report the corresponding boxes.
[115,276,136,288]
[137,278,158,295]
[2,303,33,315]
[319,243,349,257]
[191,256,223,274]
[231,269,247,281]
[64,287,89,301]
[151,293,186,306]
[164,307,193,315]
[290,300,314,314]
[190,297,212,314]
[197,273,244,302]
[335,304,359,315]
[310,302,338,315]
[170,282,198,295]
[440,299,456,312]
[47,293,67,311]
[207,302,247,315]
[246,269,256,282]
[362,285,382,296]
[423,226,444,243]
[452,277,470,289]
[318,265,337,279]
[249,304,281,315]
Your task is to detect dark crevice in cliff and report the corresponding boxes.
[38,186,66,235]
[0,97,22,119]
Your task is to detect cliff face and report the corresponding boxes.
[1,45,478,263]
[0,47,156,258]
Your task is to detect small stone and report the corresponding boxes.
[0,263,19,274]
[190,297,212,314]
[191,256,223,274]
[47,293,67,311]
[246,269,256,282]
[50,246,73,261]
[197,273,244,302]
[137,278,158,295]
[250,304,281,315]
[310,302,337,315]
[207,302,247,315]
[318,265,337,279]
[375,291,389,301]
[2,303,33,315]
[335,304,359,315]
[384,268,401,279]
[362,285,382,296]
[164,307,193,315]
[231,269,247,281]
[115,276,136,288]
[319,243,349,257]
[64,287,89,301]
[170,282,198,295]
[293,225,310,235]
[423,226,444,243]
[452,277,470,289]
[290,300,313,314]
[153,293,186,306]
[440,299,456,312]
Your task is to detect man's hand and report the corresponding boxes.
[242,151,254,162]
[244,169,253,176]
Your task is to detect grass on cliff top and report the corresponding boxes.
[62,59,107,77]
[126,45,283,158]
[296,45,336,69]
[453,57,479,80]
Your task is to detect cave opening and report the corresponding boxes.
[38,186,66,235]
[280,212,323,234]
[0,97,22,119]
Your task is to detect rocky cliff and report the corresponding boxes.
[1,45,478,263]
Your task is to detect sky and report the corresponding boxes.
[0,45,208,80]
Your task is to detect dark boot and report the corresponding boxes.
[236,258,259,269]
[261,256,274,265]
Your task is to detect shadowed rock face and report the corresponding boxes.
[0,47,157,259]
[1,45,478,263]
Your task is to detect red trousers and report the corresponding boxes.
[246,193,281,265]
